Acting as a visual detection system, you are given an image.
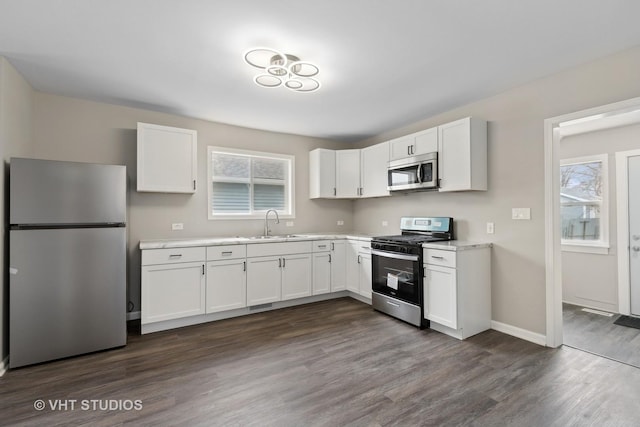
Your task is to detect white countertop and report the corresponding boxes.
[422,241,493,251]
[139,233,373,250]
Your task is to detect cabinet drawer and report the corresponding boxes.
[141,247,205,266]
[247,241,312,257]
[358,242,371,254]
[313,240,331,252]
[207,244,247,261]
[423,249,456,268]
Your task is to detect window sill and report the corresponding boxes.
[561,242,609,255]
[209,214,295,221]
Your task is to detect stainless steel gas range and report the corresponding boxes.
[371,217,454,327]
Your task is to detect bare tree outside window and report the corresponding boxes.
[560,159,604,242]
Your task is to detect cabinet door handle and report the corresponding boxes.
[221,251,233,256]
[431,255,445,260]
[278,258,282,268]
[318,244,327,249]
[169,254,182,259]
[329,254,332,263]
[282,257,286,268]
[331,242,334,251]
[202,264,205,275]
[357,255,361,264]
[243,261,246,272]
[407,146,411,156]
[193,180,196,191]
[411,145,415,155]
[333,187,336,196]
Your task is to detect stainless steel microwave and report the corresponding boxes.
[387,152,438,191]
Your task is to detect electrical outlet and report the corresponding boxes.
[512,208,531,220]
[171,223,184,231]
[382,220,388,227]
[486,222,495,234]
[337,220,344,226]
[285,221,294,227]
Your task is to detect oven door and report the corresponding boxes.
[371,249,422,305]
[387,158,437,191]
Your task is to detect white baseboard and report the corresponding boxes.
[0,356,8,376]
[127,311,141,321]
[491,320,546,346]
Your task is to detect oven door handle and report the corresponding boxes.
[371,249,419,262]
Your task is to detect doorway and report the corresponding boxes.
[544,97,640,351]
[615,149,640,317]
[627,154,640,315]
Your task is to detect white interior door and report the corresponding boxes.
[629,155,640,316]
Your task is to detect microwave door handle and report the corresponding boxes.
[416,164,422,183]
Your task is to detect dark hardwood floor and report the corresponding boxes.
[2,298,640,426]
[563,302,640,367]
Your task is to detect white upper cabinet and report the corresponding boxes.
[360,141,390,198]
[309,117,486,198]
[389,127,438,161]
[438,117,487,192]
[312,142,389,199]
[137,122,197,193]
[335,149,361,198]
[309,148,336,199]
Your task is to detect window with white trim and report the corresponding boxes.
[208,147,294,219]
[560,154,609,253]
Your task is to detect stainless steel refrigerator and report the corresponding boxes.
[9,158,127,368]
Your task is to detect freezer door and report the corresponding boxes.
[9,227,127,368]
[10,157,126,225]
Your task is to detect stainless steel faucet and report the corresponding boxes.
[264,209,280,236]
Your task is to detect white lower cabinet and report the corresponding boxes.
[141,238,367,332]
[141,261,205,324]
[424,264,457,329]
[206,259,246,313]
[346,240,372,300]
[246,242,313,305]
[282,254,313,300]
[206,244,247,313]
[346,242,360,293]
[313,240,347,295]
[423,245,491,340]
[312,252,331,295]
[330,240,347,291]
[246,256,282,305]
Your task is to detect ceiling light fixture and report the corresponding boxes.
[244,48,320,93]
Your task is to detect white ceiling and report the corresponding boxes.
[1,0,640,142]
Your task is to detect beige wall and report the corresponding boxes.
[354,46,640,335]
[0,57,34,364]
[560,124,640,312]
[30,93,353,314]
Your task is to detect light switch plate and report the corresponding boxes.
[382,220,388,227]
[337,220,344,226]
[486,222,495,234]
[512,208,531,220]
[171,223,184,230]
